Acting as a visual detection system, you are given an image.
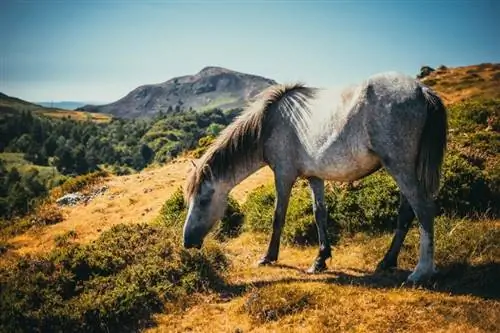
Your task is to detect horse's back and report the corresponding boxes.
[296,72,428,181]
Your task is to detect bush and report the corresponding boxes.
[50,170,109,200]
[438,154,498,217]
[242,159,499,245]
[448,99,500,132]
[189,135,216,158]
[242,181,326,245]
[54,230,77,247]
[30,204,64,226]
[156,187,244,240]
[243,175,399,245]
[243,284,312,322]
[0,223,228,332]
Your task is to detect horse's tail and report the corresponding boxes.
[416,86,448,197]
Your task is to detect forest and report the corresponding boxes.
[0,107,241,219]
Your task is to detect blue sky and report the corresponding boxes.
[1,0,499,103]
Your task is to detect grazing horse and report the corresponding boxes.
[182,72,447,283]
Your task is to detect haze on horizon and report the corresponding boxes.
[1,0,499,104]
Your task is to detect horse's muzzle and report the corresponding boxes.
[183,235,203,249]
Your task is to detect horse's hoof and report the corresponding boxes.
[306,261,327,274]
[406,267,437,284]
[257,257,275,266]
[376,258,397,272]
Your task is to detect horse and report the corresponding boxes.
[182,71,447,283]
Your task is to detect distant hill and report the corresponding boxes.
[0,92,43,114]
[37,101,88,110]
[0,92,112,123]
[77,66,277,118]
[419,62,500,105]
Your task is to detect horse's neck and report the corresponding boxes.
[216,158,266,194]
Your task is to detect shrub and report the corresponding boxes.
[0,223,228,332]
[377,216,500,269]
[30,204,64,226]
[54,230,77,247]
[438,154,498,217]
[189,135,216,158]
[242,158,499,245]
[243,284,312,322]
[448,99,500,132]
[156,187,244,240]
[242,181,329,245]
[50,170,109,200]
[243,175,399,245]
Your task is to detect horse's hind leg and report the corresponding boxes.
[376,193,415,270]
[383,167,437,282]
[306,177,331,274]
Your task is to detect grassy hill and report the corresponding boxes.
[420,63,500,104]
[0,92,112,123]
[0,63,499,332]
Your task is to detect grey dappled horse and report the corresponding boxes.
[182,72,447,283]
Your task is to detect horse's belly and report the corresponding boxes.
[303,151,381,182]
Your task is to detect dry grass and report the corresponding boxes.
[33,108,112,123]
[2,63,499,332]
[3,158,273,258]
[421,63,500,105]
[147,231,499,333]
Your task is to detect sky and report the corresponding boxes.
[1,0,499,103]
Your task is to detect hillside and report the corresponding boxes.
[3,61,499,259]
[0,92,112,123]
[1,63,499,332]
[419,62,500,104]
[78,66,277,118]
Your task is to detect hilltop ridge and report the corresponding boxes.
[78,66,277,118]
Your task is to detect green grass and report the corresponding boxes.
[0,223,228,332]
[0,153,66,188]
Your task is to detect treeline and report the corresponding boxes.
[0,161,46,218]
[0,108,241,220]
[0,111,152,175]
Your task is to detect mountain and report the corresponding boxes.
[0,92,43,114]
[77,66,277,118]
[37,101,88,110]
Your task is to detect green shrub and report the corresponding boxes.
[330,172,399,234]
[243,175,399,245]
[243,284,312,322]
[0,223,227,332]
[379,216,500,269]
[438,154,498,216]
[54,230,77,247]
[50,170,109,200]
[156,187,244,240]
[242,159,499,245]
[448,99,500,132]
[242,181,329,245]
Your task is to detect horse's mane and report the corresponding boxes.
[184,83,314,200]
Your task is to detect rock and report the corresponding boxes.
[56,193,85,206]
[56,186,109,207]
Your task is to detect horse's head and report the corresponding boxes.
[183,165,228,249]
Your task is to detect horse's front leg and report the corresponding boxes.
[306,177,331,273]
[258,175,295,265]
